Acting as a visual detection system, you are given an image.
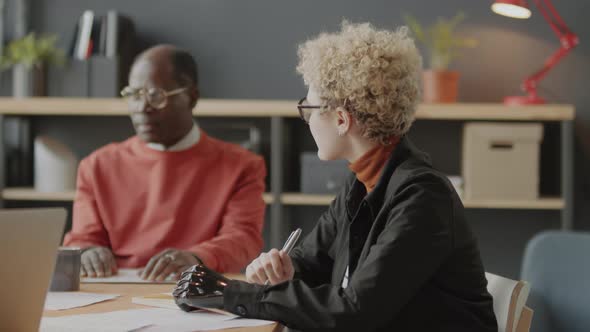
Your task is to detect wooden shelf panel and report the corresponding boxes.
[462,197,564,210]
[0,98,295,117]
[0,189,564,209]
[281,193,336,206]
[2,187,275,204]
[2,188,76,201]
[281,193,564,210]
[262,193,274,204]
[416,103,574,121]
[0,98,574,120]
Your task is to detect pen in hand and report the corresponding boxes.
[265,228,302,285]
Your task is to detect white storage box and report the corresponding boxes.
[462,122,543,200]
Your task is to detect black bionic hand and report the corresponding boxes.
[173,264,231,311]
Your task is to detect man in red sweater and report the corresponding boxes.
[63,45,267,281]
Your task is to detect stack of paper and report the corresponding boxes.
[44,292,120,311]
[40,308,273,332]
[82,268,176,284]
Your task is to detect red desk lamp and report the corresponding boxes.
[491,0,579,105]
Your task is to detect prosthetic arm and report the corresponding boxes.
[173,264,230,311]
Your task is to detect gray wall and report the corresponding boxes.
[1,0,589,279]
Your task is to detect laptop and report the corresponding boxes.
[0,208,66,332]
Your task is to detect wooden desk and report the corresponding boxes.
[43,283,282,332]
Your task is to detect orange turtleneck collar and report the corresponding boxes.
[349,136,400,193]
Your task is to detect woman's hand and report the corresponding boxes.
[246,249,294,285]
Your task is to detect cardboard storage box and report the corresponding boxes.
[301,152,351,194]
[462,122,543,200]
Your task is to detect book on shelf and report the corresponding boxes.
[69,10,136,59]
[74,10,94,60]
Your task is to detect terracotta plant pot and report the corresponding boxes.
[422,70,459,103]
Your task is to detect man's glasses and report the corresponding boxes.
[297,97,328,124]
[120,86,188,110]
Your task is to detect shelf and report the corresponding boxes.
[0,98,295,117]
[281,193,336,206]
[1,187,275,204]
[281,193,564,210]
[3,189,562,210]
[1,188,76,201]
[0,98,575,121]
[462,197,564,210]
[262,193,274,204]
[416,103,574,121]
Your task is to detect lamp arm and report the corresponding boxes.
[520,0,579,98]
[535,0,572,38]
[521,43,575,96]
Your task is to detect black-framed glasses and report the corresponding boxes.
[120,86,188,110]
[297,97,328,124]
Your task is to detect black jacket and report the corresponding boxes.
[224,137,497,332]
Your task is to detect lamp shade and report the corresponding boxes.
[492,0,532,19]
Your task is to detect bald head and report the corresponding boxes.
[134,45,198,87]
[127,44,199,147]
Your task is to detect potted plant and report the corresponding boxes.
[1,32,65,97]
[404,13,477,103]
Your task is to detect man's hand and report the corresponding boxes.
[140,249,200,282]
[245,248,294,285]
[80,246,118,278]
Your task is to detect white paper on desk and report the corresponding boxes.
[40,309,153,332]
[44,292,120,310]
[40,308,273,332]
[81,268,176,284]
[139,317,275,331]
[130,308,273,332]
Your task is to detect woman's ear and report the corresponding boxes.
[335,107,352,137]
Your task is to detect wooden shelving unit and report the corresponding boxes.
[281,193,335,206]
[0,98,576,246]
[0,98,575,120]
[1,188,76,202]
[280,193,564,210]
[1,187,275,204]
[1,189,564,210]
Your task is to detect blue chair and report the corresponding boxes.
[521,231,590,332]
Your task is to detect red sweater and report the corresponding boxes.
[63,132,267,272]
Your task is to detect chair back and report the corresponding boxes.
[521,231,590,332]
[485,272,531,332]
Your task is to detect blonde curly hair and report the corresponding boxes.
[296,21,422,144]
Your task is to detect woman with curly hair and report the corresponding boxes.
[174,22,497,332]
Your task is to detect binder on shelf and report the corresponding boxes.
[52,10,137,97]
[98,15,108,56]
[48,57,121,98]
[105,10,119,58]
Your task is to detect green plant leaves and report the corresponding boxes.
[403,12,477,70]
[0,32,65,70]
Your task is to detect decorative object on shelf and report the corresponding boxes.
[0,33,65,97]
[462,122,543,200]
[404,12,477,103]
[300,152,350,194]
[34,136,78,193]
[491,0,579,105]
[204,123,262,154]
